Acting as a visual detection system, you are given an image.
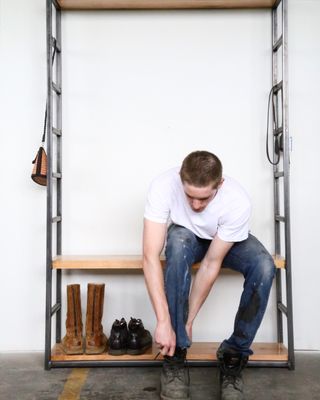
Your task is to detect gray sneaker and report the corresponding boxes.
[217,350,248,400]
[160,348,190,400]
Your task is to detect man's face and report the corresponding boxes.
[182,181,222,213]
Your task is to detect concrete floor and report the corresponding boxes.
[0,352,319,400]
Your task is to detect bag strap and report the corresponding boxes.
[42,39,57,144]
[265,85,280,166]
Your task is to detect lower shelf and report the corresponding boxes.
[52,342,288,363]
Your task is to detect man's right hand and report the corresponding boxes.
[155,319,176,357]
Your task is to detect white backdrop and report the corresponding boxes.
[0,0,319,351]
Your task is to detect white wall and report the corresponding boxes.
[289,0,320,350]
[0,0,319,352]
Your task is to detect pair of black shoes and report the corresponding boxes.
[108,317,152,355]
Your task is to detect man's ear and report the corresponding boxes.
[217,178,225,189]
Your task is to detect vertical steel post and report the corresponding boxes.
[272,0,295,370]
[45,0,53,371]
[272,1,284,346]
[55,2,62,345]
[282,0,295,370]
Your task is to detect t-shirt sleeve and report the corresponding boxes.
[217,200,251,242]
[144,178,170,224]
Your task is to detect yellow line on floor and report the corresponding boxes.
[58,368,89,400]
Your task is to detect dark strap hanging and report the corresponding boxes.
[31,40,57,186]
[266,84,282,166]
[42,39,57,144]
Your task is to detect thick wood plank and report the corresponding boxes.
[53,255,148,270]
[57,0,277,10]
[52,254,285,270]
[52,342,288,362]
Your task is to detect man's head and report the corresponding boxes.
[180,150,223,212]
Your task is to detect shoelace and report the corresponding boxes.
[154,350,190,385]
[220,360,245,393]
[221,374,242,391]
[163,357,190,384]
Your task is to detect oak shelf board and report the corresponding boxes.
[56,0,278,10]
[51,342,288,362]
[52,254,285,270]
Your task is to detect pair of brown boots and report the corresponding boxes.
[61,283,108,355]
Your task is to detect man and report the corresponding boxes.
[142,150,276,400]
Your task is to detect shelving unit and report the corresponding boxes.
[45,0,294,370]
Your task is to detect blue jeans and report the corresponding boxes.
[164,224,276,356]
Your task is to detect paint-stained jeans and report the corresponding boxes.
[164,224,276,356]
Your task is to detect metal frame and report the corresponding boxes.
[45,0,294,370]
[271,0,295,370]
[45,0,62,370]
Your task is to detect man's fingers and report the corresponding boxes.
[155,342,166,352]
[160,346,168,356]
[168,344,176,357]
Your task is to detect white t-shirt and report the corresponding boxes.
[144,167,251,242]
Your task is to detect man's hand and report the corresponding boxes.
[155,319,176,357]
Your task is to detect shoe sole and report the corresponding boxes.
[85,344,107,354]
[127,343,152,355]
[61,344,84,355]
[108,348,127,355]
[62,348,84,355]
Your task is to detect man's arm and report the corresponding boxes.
[142,218,176,356]
[186,235,234,340]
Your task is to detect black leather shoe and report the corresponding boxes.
[108,318,128,355]
[127,317,152,355]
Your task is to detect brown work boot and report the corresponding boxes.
[61,284,84,354]
[85,283,108,354]
[160,348,190,400]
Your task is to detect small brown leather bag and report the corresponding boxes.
[31,145,47,186]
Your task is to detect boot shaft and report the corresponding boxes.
[161,348,190,400]
[217,350,248,400]
[85,283,105,336]
[65,284,83,336]
[62,284,84,354]
[85,283,107,354]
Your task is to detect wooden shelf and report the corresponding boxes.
[56,0,278,10]
[52,254,285,270]
[52,342,288,362]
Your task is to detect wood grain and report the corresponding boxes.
[52,254,285,270]
[52,342,288,361]
[57,0,277,10]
